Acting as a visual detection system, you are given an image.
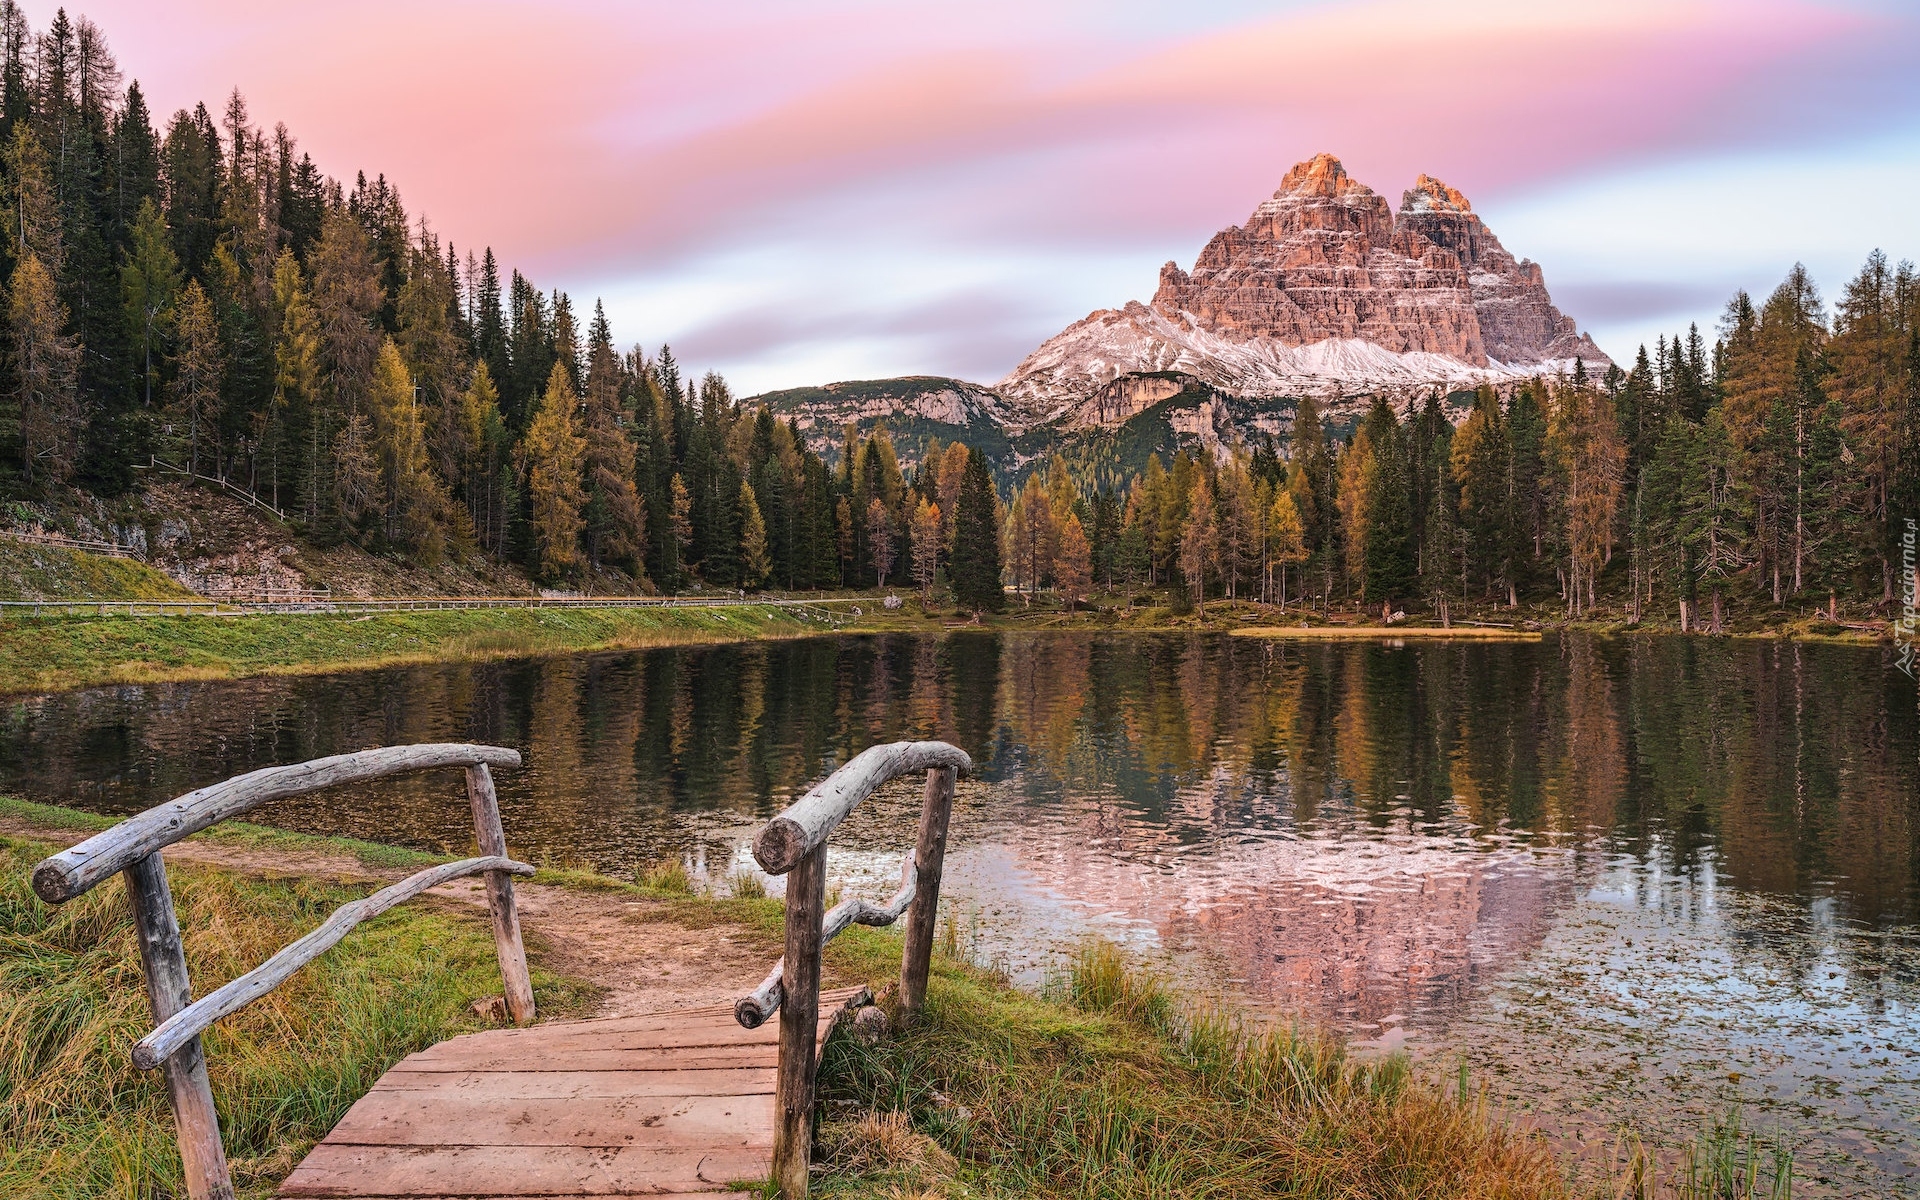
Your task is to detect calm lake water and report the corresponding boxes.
[4,632,1916,1194]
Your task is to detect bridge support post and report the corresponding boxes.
[125,853,236,1200]
[466,764,536,1025]
[772,842,826,1198]
[899,765,956,1020]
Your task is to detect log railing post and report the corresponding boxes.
[466,763,536,1025]
[899,765,956,1020]
[124,852,235,1200]
[772,843,826,1200]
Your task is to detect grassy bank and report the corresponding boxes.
[1,800,1794,1199]
[811,938,1573,1200]
[0,540,196,603]
[0,603,832,694]
[0,826,592,1199]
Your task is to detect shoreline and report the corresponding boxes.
[0,797,1639,1198]
[1,593,1896,698]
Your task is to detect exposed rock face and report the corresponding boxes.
[1000,154,1611,417]
[1395,174,1608,367]
[1153,155,1486,361]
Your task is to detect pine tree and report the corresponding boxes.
[739,479,770,590]
[120,196,177,408]
[667,472,692,591]
[1452,386,1511,600]
[518,361,586,580]
[1360,397,1414,608]
[268,249,320,511]
[950,445,1003,612]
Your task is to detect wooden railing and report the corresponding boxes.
[736,740,972,1199]
[29,744,536,1200]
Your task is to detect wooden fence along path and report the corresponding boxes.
[31,738,968,1200]
[280,988,867,1198]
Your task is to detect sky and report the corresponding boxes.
[62,0,1920,394]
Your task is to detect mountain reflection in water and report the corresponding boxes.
[3,632,1915,1193]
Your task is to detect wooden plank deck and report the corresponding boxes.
[279,987,867,1199]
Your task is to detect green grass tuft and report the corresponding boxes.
[815,936,1572,1199]
[0,832,587,1199]
[638,858,695,894]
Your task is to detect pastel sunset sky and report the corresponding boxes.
[71,0,1920,393]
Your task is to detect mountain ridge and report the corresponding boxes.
[754,154,1609,478]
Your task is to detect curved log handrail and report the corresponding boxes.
[133,856,533,1069]
[26,743,534,1200]
[32,743,523,903]
[738,738,970,1199]
[753,741,971,874]
[735,856,916,1029]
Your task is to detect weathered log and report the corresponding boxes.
[753,742,971,875]
[735,856,917,1029]
[900,764,956,1018]
[772,844,825,1199]
[466,764,536,1025]
[126,852,235,1200]
[133,856,533,1070]
[33,744,522,903]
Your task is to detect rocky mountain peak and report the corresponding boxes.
[1001,154,1612,420]
[1401,174,1472,214]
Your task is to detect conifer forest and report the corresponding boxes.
[0,6,1913,631]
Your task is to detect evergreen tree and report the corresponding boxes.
[1452,386,1512,600]
[950,445,1003,611]
[269,248,321,517]
[1360,397,1414,607]
[120,196,177,408]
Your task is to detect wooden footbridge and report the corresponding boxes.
[32,739,969,1200]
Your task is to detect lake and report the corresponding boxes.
[4,632,1915,1195]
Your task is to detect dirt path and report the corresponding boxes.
[5,818,782,1020]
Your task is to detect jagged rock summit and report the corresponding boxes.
[998,154,1610,419]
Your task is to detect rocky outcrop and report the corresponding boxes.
[1152,154,1486,360]
[1000,154,1611,417]
[1395,174,1608,367]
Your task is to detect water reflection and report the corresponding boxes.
[2,633,1915,1192]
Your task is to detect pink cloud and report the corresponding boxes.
[46,0,1915,384]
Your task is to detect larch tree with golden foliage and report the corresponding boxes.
[910,495,942,598]
[519,362,587,581]
[169,278,223,476]
[739,480,771,589]
[1056,510,1093,608]
[368,338,448,563]
[1268,488,1306,608]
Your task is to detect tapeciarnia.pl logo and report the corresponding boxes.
[1899,518,1916,679]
